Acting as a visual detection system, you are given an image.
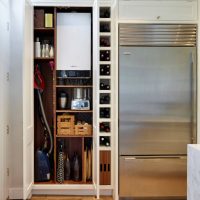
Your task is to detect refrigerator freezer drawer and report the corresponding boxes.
[119,156,187,198]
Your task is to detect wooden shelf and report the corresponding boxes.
[57,77,91,79]
[56,110,93,113]
[57,180,93,185]
[34,28,55,32]
[56,85,93,88]
[34,180,92,185]
[34,180,54,184]
[100,32,111,36]
[56,135,93,138]
[99,18,111,22]
[34,57,54,60]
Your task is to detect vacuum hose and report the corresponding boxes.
[37,89,53,156]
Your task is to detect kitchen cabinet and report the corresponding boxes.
[9,0,116,199]
[33,5,95,186]
[118,0,198,21]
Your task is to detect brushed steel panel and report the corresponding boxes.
[119,156,187,198]
[119,46,196,155]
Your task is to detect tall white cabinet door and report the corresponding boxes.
[92,0,100,198]
[22,0,34,199]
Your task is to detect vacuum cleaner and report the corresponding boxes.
[34,64,53,182]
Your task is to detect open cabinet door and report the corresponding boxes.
[23,0,34,199]
[92,0,100,199]
[0,1,10,199]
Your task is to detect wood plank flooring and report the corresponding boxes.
[31,196,113,200]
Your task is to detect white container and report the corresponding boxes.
[41,44,45,57]
[49,46,54,57]
[34,37,41,57]
[45,44,49,57]
[57,13,91,70]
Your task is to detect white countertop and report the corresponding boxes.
[187,144,200,200]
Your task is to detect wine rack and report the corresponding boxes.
[98,5,112,186]
[100,64,111,76]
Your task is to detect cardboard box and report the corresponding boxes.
[45,13,53,28]
[34,9,44,28]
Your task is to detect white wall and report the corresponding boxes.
[9,0,25,198]
[0,0,10,200]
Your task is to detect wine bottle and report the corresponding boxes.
[100,50,110,61]
[105,84,110,90]
[100,23,110,32]
[73,153,80,181]
[100,136,110,146]
[100,122,110,132]
[100,95,110,104]
[100,82,105,90]
[100,7,110,18]
[100,65,110,76]
[64,154,71,180]
[100,108,110,118]
[100,37,110,47]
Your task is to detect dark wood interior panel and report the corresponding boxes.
[34,62,54,181]
[57,138,82,182]
[100,151,111,185]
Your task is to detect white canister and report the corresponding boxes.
[34,37,41,57]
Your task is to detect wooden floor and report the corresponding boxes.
[31,196,113,200]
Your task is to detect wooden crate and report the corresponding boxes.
[57,115,75,135]
[75,124,92,136]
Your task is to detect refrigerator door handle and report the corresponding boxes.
[191,51,197,144]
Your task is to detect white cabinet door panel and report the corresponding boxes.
[119,0,197,21]
[23,0,34,199]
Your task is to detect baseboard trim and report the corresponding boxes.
[9,188,23,199]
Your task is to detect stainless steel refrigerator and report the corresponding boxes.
[119,24,197,199]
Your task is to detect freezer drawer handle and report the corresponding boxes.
[124,156,186,160]
[124,157,136,160]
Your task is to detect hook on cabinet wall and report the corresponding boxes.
[49,61,55,71]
